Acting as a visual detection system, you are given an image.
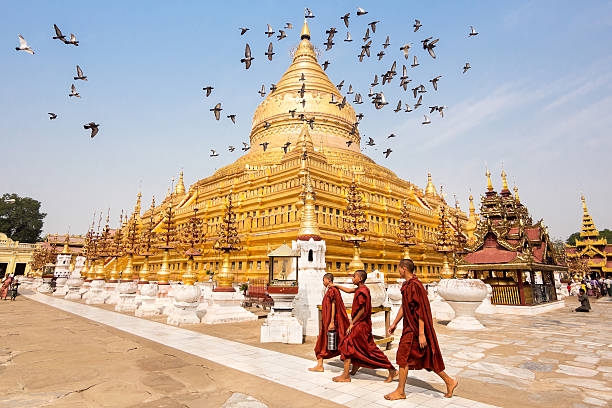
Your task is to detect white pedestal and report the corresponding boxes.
[64,277,83,300]
[200,290,257,325]
[292,238,326,336]
[115,281,139,313]
[135,283,162,317]
[38,277,54,294]
[476,284,497,314]
[53,277,69,297]
[260,312,303,344]
[156,284,174,315]
[86,279,109,304]
[387,282,403,343]
[438,279,487,331]
[167,285,201,326]
[445,301,486,330]
[104,282,120,305]
[80,281,91,299]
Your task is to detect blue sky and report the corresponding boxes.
[1,1,611,240]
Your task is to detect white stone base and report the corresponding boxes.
[430,296,456,321]
[445,300,486,330]
[115,293,138,313]
[53,278,68,297]
[157,284,174,315]
[64,288,82,300]
[86,280,109,305]
[135,296,162,317]
[201,290,257,325]
[104,282,120,305]
[37,282,53,294]
[260,312,303,344]
[167,301,201,326]
[493,300,565,315]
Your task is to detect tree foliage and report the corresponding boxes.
[0,193,46,243]
[566,229,612,245]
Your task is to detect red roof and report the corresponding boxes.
[526,228,540,241]
[464,234,518,264]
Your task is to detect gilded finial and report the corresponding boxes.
[486,169,493,192]
[300,18,311,40]
[501,169,509,191]
[297,169,320,240]
[425,172,437,196]
[175,169,186,195]
[514,186,520,204]
[581,195,587,213]
[135,191,142,217]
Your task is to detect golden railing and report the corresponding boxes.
[491,284,521,305]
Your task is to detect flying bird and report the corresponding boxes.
[48,112,57,120]
[52,24,66,42]
[362,27,370,42]
[346,140,353,147]
[377,51,385,60]
[366,137,375,146]
[15,35,34,54]
[387,133,396,138]
[336,80,344,90]
[227,114,236,123]
[356,113,365,121]
[265,42,274,60]
[393,100,402,112]
[324,38,334,51]
[344,32,352,42]
[413,19,422,32]
[353,93,363,104]
[422,115,431,125]
[84,122,100,138]
[300,98,306,108]
[469,26,478,37]
[228,145,236,152]
[285,22,293,29]
[463,62,471,73]
[277,30,286,40]
[282,141,291,153]
[210,103,222,120]
[265,24,275,37]
[368,21,380,33]
[298,83,305,98]
[429,106,439,114]
[337,96,347,110]
[260,142,269,151]
[240,27,249,35]
[400,43,411,59]
[299,73,306,81]
[269,83,277,92]
[429,75,441,91]
[325,27,338,37]
[305,8,315,18]
[411,55,419,68]
[382,36,390,49]
[438,106,447,118]
[289,109,296,117]
[329,94,337,104]
[263,121,271,129]
[404,104,412,112]
[356,7,368,16]
[341,13,350,28]
[258,84,266,97]
[210,149,219,157]
[241,43,254,69]
[242,142,250,151]
[69,84,80,98]
[422,37,439,59]
[203,86,214,97]
[383,148,392,158]
[322,60,330,70]
[371,74,379,87]
[66,33,79,46]
[347,84,354,94]
[414,95,423,109]
[74,65,87,81]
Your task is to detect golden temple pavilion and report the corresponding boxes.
[565,196,612,277]
[103,21,466,284]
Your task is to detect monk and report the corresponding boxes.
[309,273,350,372]
[385,259,458,400]
[332,270,397,382]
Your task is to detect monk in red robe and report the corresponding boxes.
[332,270,397,382]
[385,259,458,400]
[309,273,350,372]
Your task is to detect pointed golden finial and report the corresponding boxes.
[501,169,509,191]
[581,195,587,213]
[301,18,311,40]
[175,169,186,195]
[62,233,70,255]
[580,195,599,238]
[469,194,475,214]
[514,186,520,204]
[486,169,493,192]
[297,169,321,240]
[425,172,437,196]
[134,191,142,217]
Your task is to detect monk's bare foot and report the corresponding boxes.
[350,364,360,375]
[384,369,398,383]
[384,390,406,400]
[308,365,324,372]
[444,378,458,398]
[332,375,351,382]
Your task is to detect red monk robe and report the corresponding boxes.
[396,277,445,372]
[314,286,350,359]
[340,285,394,370]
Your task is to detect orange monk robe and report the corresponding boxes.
[396,277,445,372]
[314,286,350,359]
[340,285,394,370]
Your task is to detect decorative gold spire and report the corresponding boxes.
[134,191,142,217]
[300,18,310,40]
[425,172,437,196]
[580,195,599,238]
[513,186,520,204]
[61,234,70,255]
[486,169,493,192]
[175,169,186,195]
[297,170,321,240]
[501,169,509,191]
[469,195,476,217]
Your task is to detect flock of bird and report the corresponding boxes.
[200,7,479,159]
[15,24,100,138]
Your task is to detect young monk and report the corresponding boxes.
[385,259,458,400]
[309,273,350,372]
[332,270,397,382]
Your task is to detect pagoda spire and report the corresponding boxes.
[501,169,509,192]
[297,169,321,241]
[513,186,520,204]
[425,172,437,196]
[134,191,142,217]
[469,195,476,218]
[580,196,599,238]
[486,169,494,192]
[300,18,311,40]
[175,169,186,195]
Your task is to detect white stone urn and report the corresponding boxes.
[53,277,69,296]
[115,281,139,313]
[135,283,162,317]
[476,284,497,314]
[64,276,84,300]
[167,284,201,326]
[438,279,487,330]
[86,279,109,304]
[37,277,54,294]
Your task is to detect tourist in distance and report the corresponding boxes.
[1,274,14,300]
[384,259,458,400]
[309,273,350,372]
[574,288,591,312]
[330,270,397,382]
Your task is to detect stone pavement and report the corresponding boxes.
[24,291,496,408]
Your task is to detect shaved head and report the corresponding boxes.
[354,269,367,283]
[399,259,415,273]
[323,272,334,282]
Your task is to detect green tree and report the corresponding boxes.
[566,229,612,245]
[566,232,581,245]
[0,193,46,243]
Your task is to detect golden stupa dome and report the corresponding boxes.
[249,20,359,154]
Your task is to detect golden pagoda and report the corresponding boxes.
[119,20,466,284]
[565,196,612,276]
